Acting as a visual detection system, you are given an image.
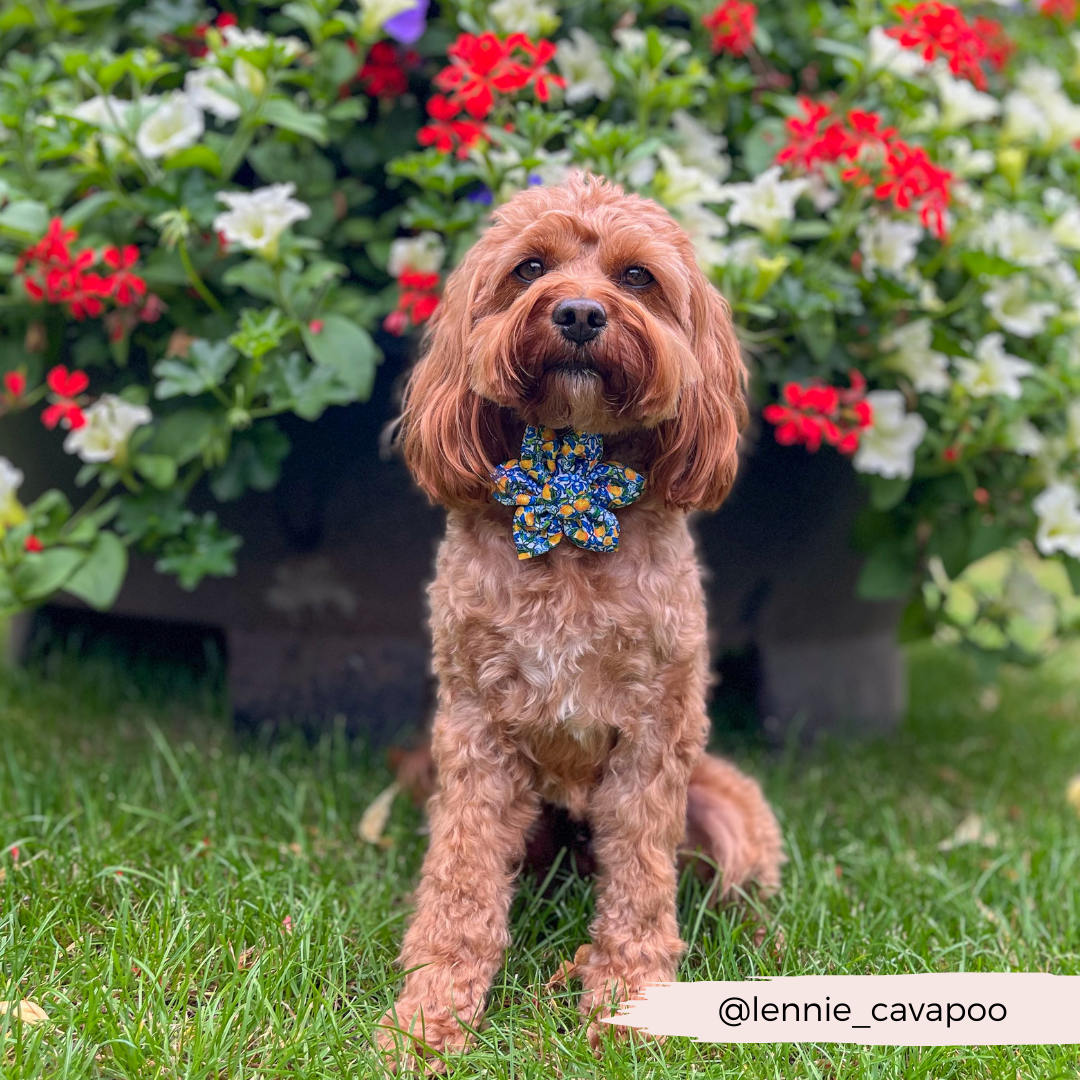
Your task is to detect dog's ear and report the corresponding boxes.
[647,268,748,512]
[398,249,511,508]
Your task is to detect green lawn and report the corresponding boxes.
[1,639,1079,1078]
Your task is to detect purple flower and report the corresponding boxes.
[468,185,493,205]
[383,0,428,46]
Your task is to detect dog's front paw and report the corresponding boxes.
[571,945,672,1052]
[376,995,473,1074]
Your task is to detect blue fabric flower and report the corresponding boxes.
[492,426,646,560]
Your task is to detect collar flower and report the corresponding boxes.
[492,426,645,560]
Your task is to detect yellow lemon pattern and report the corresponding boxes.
[491,426,646,559]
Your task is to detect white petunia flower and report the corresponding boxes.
[555,28,614,104]
[221,24,270,49]
[940,136,996,177]
[1033,482,1080,558]
[857,217,923,280]
[277,36,306,59]
[978,209,1057,267]
[955,333,1035,398]
[677,204,731,267]
[184,67,241,121]
[1003,64,1080,150]
[867,25,929,78]
[136,92,204,159]
[853,390,927,479]
[63,395,152,463]
[625,154,657,188]
[0,457,24,501]
[1051,206,1080,250]
[982,276,1058,337]
[656,146,728,265]
[214,182,311,257]
[670,110,731,180]
[717,166,809,241]
[1044,259,1080,314]
[725,235,765,268]
[881,318,951,394]
[657,145,725,208]
[387,231,445,277]
[71,95,131,130]
[489,0,559,37]
[934,68,1001,129]
[1017,62,1064,104]
[1006,419,1045,456]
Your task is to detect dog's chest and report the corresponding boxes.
[431,505,704,736]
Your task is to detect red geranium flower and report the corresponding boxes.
[435,32,532,119]
[24,536,43,553]
[103,245,148,306]
[763,371,872,455]
[1040,0,1077,19]
[703,0,758,57]
[885,3,1010,90]
[419,32,564,155]
[418,95,486,157]
[41,364,88,430]
[359,41,418,98]
[4,371,26,397]
[775,99,954,239]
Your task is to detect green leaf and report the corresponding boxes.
[222,259,278,301]
[260,97,329,144]
[228,307,294,360]
[156,514,241,590]
[153,339,237,399]
[0,199,49,241]
[134,453,178,489]
[301,314,379,399]
[62,532,127,610]
[209,422,291,501]
[741,118,789,177]
[62,191,118,229]
[961,251,1016,277]
[65,498,120,545]
[145,408,216,464]
[868,476,910,511]
[943,582,979,626]
[13,547,86,601]
[856,546,913,600]
[164,145,222,175]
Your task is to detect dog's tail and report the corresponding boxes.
[679,753,785,901]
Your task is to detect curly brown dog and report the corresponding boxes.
[378,174,783,1067]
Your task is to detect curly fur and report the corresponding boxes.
[378,175,783,1069]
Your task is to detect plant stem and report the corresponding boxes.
[179,242,223,313]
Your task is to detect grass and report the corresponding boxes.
[0,638,1079,1078]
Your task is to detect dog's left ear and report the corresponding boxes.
[648,269,748,512]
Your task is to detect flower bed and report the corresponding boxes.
[0,0,1079,672]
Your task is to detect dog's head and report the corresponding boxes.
[399,173,747,511]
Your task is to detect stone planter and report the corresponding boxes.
[2,345,906,743]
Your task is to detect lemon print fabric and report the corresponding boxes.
[492,427,646,559]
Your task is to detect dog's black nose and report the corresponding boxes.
[552,298,606,345]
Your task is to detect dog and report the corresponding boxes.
[378,173,783,1066]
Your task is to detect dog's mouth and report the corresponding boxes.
[545,358,601,377]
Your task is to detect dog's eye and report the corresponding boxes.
[621,267,654,288]
[514,259,545,283]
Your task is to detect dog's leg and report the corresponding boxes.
[575,717,698,1047]
[377,717,538,1070]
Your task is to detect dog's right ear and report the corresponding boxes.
[397,249,510,508]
